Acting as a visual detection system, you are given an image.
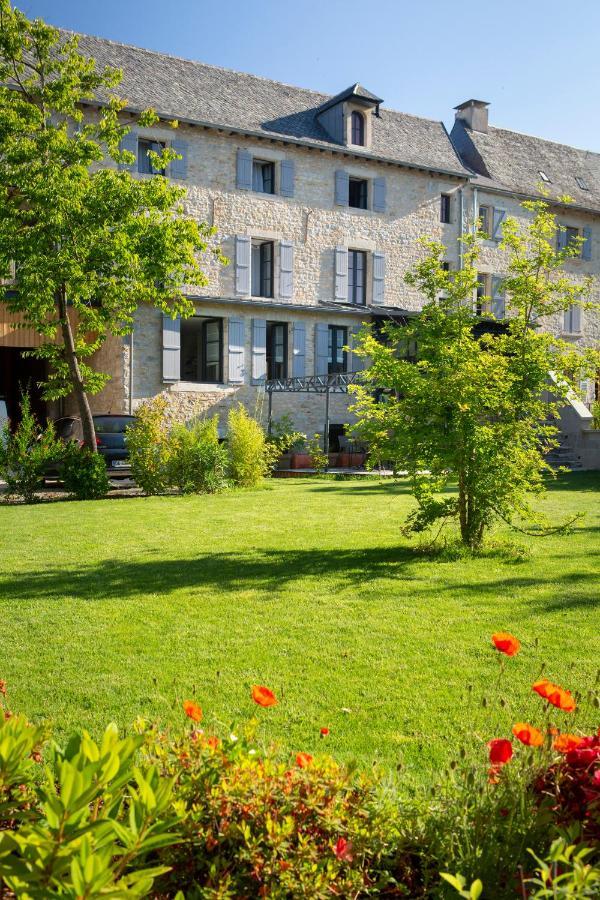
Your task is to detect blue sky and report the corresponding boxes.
[14,0,600,151]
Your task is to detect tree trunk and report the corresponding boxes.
[57,287,97,451]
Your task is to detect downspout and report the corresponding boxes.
[128,331,133,414]
[458,187,464,269]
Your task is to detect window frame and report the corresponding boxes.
[350,111,365,146]
[252,159,276,195]
[440,193,451,224]
[137,138,166,176]
[478,205,490,235]
[476,273,491,316]
[348,249,367,305]
[348,177,368,210]
[251,240,275,298]
[328,324,348,374]
[180,315,224,384]
[266,321,288,380]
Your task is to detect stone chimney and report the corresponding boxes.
[454,99,489,133]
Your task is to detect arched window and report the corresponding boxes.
[350,111,365,146]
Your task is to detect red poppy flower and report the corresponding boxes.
[207,735,220,750]
[334,837,353,862]
[296,752,313,768]
[251,685,277,707]
[512,722,544,747]
[532,679,576,712]
[553,733,584,753]
[492,633,520,657]
[532,679,552,699]
[320,727,330,736]
[488,738,513,766]
[182,699,203,722]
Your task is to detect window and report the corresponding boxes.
[252,160,275,194]
[251,241,274,298]
[440,194,451,224]
[565,226,580,250]
[348,249,366,305]
[266,322,288,379]
[476,274,490,315]
[350,111,365,146]
[478,205,490,234]
[137,139,166,176]
[539,170,551,183]
[181,317,223,383]
[328,325,347,374]
[348,178,368,210]
[575,176,589,191]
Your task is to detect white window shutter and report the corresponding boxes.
[292,322,306,377]
[228,316,246,383]
[162,314,181,382]
[372,252,385,305]
[334,247,348,302]
[235,235,251,295]
[251,318,267,384]
[315,323,329,375]
[279,241,294,299]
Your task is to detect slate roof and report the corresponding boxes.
[63,31,468,178]
[452,119,600,213]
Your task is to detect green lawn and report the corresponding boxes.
[1,474,598,787]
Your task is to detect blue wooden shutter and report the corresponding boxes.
[349,326,365,372]
[315,323,329,375]
[235,235,251,295]
[162,313,180,382]
[582,226,592,260]
[556,225,567,252]
[118,130,138,171]
[170,139,188,179]
[334,170,349,206]
[280,159,295,197]
[236,149,252,190]
[372,251,385,305]
[334,247,348,302]
[373,177,386,213]
[491,276,505,318]
[564,305,582,333]
[251,318,267,384]
[292,322,306,377]
[228,316,245,383]
[492,208,505,241]
[279,240,294,299]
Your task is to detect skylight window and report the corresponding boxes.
[538,170,551,183]
[575,176,590,191]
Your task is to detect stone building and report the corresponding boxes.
[0,34,598,464]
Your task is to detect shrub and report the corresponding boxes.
[264,413,306,472]
[227,403,267,487]
[167,416,228,494]
[306,432,328,473]
[61,442,110,499]
[0,394,62,502]
[125,396,172,495]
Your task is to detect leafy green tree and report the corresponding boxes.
[0,1,222,448]
[350,199,599,549]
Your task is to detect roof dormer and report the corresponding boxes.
[316,83,383,149]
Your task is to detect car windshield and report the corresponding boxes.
[93,416,135,434]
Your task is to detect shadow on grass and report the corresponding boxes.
[0,545,597,610]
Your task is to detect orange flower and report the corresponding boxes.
[207,735,220,750]
[488,738,513,766]
[182,699,203,722]
[512,722,544,747]
[532,679,576,712]
[251,685,277,707]
[553,733,584,753]
[0,680,6,696]
[295,752,313,768]
[492,633,520,657]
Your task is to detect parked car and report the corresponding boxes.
[51,414,135,477]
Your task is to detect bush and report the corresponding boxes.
[61,442,110,500]
[306,432,328,473]
[0,394,62,502]
[125,396,172,495]
[227,403,267,487]
[264,414,306,472]
[167,416,228,494]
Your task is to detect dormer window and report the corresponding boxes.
[538,170,551,183]
[351,111,365,146]
[575,176,589,191]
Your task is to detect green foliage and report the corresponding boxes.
[0,394,62,502]
[526,838,600,898]
[591,400,600,430]
[227,403,268,487]
[0,2,224,446]
[125,396,172,495]
[0,716,179,898]
[306,432,329,473]
[167,416,228,494]
[350,198,599,549]
[61,442,110,500]
[440,873,483,899]
[264,414,306,471]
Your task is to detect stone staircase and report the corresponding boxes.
[544,435,583,470]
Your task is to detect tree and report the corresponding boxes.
[349,198,599,550]
[0,2,223,448]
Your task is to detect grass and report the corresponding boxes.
[0,473,598,788]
